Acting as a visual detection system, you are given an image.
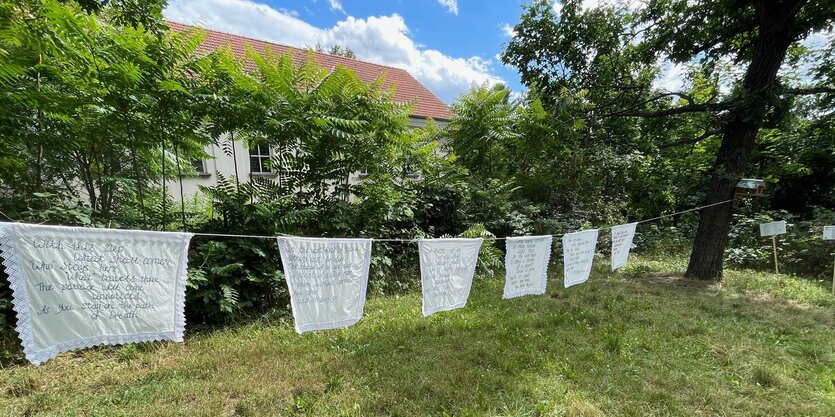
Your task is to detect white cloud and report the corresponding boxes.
[500,23,516,38]
[437,0,458,15]
[801,29,832,49]
[328,0,345,14]
[319,14,503,102]
[509,90,527,103]
[652,29,832,95]
[581,0,645,10]
[654,61,687,92]
[781,29,832,84]
[164,0,503,103]
[165,0,321,46]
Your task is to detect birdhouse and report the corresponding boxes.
[734,178,766,199]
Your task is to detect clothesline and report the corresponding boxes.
[189,198,736,242]
[0,197,771,365]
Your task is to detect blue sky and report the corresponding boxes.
[164,1,832,105]
[164,0,529,104]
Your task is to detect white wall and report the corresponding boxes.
[168,117,448,201]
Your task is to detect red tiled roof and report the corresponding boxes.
[167,21,454,121]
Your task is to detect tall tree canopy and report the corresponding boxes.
[502,0,835,280]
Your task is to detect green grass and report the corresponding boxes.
[1,256,834,416]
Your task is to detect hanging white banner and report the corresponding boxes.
[610,223,638,271]
[419,238,483,316]
[503,235,552,299]
[823,226,834,240]
[277,237,372,333]
[0,223,192,365]
[562,229,599,288]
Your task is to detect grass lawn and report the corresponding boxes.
[1,256,834,416]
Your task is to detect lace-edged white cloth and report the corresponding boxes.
[419,238,483,317]
[503,235,553,299]
[277,237,372,333]
[0,223,192,365]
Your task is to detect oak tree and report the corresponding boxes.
[503,0,835,279]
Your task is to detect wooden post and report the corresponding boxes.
[831,257,834,296]
[771,236,779,274]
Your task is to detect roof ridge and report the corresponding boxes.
[165,20,453,120]
[165,20,411,74]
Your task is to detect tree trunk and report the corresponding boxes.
[685,2,802,280]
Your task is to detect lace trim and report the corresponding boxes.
[539,236,553,293]
[419,238,483,317]
[278,238,372,334]
[503,235,553,299]
[0,224,193,365]
[1,223,36,362]
[173,233,192,342]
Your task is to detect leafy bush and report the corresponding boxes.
[458,223,504,278]
[187,239,286,323]
[185,176,317,323]
[631,214,699,256]
[726,207,835,278]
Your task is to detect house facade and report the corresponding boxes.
[167,22,453,200]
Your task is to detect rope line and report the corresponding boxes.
[0,199,735,242]
[187,199,735,242]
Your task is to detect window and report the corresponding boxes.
[191,159,209,175]
[403,164,419,179]
[249,144,272,174]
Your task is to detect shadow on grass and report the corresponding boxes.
[308,271,835,415]
[621,269,835,329]
[0,310,295,369]
[3,265,834,416]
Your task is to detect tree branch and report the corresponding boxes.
[783,86,835,95]
[690,20,759,57]
[659,129,723,149]
[599,100,736,118]
[584,91,709,118]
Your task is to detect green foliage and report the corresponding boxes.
[726,207,835,278]
[1,0,833,328]
[2,256,834,415]
[457,224,503,278]
[501,0,835,279]
[21,192,100,226]
[313,43,356,59]
[71,0,167,34]
[448,84,518,180]
[0,0,210,224]
[187,238,286,323]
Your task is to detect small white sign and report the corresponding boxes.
[759,221,786,237]
[824,226,835,240]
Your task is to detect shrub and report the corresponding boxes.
[726,207,835,278]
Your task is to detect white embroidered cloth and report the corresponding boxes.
[0,223,192,365]
[610,222,637,270]
[562,229,598,288]
[276,237,372,333]
[503,235,552,299]
[419,238,483,316]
